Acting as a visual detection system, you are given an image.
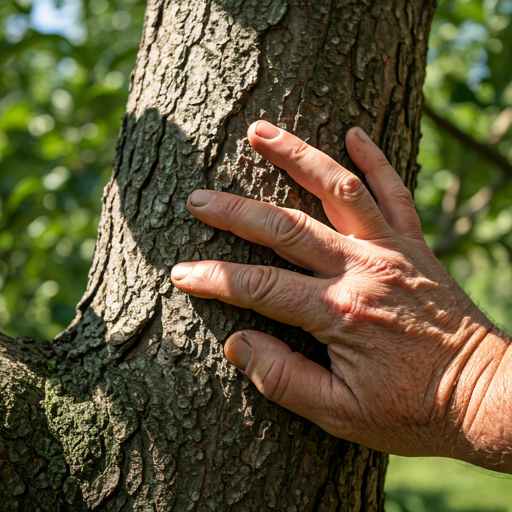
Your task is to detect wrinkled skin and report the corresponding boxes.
[171,121,512,473]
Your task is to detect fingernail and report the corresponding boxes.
[255,121,281,140]
[189,190,214,207]
[226,334,253,371]
[171,264,192,281]
[355,127,372,144]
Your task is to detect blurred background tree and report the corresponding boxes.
[1,0,512,510]
[2,0,512,342]
[0,0,145,340]
[418,0,512,336]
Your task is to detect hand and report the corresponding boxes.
[171,121,512,473]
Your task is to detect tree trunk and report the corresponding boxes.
[0,0,437,510]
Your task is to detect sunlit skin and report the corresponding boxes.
[171,120,512,474]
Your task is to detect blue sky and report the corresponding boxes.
[30,0,84,44]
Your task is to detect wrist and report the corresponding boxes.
[445,326,512,473]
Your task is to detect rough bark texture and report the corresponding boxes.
[0,0,437,510]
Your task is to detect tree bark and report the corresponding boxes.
[0,0,437,510]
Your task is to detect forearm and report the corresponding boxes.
[450,327,512,473]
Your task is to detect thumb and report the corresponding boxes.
[224,330,351,436]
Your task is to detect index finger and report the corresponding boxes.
[247,121,390,240]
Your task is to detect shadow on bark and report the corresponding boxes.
[1,111,372,511]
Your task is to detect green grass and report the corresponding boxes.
[385,456,512,512]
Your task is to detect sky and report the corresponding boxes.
[0,0,87,45]
[30,0,85,43]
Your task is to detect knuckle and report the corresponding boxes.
[368,253,413,285]
[334,172,366,204]
[289,140,310,163]
[245,266,279,305]
[377,156,391,169]
[223,195,246,218]
[203,261,224,282]
[272,209,309,247]
[373,257,402,280]
[260,355,297,403]
[392,186,415,208]
[322,285,367,328]
[340,288,368,325]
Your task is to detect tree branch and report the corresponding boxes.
[423,105,512,180]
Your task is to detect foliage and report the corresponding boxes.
[0,0,511,338]
[418,0,512,332]
[0,0,144,339]
[386,455,512,512]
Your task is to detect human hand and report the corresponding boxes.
[171,121,512,473]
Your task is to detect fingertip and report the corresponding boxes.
[248,120,282,146]
[247,122,260,150]
[225,331,253,371]
[188,189,215,208]
[353,127,373,144]
[247,121,258,140]
[346,127,374,151]
[346,128,386,177]
[225,330,292,374]
[171,263,192,283]
[345,126,362,141]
